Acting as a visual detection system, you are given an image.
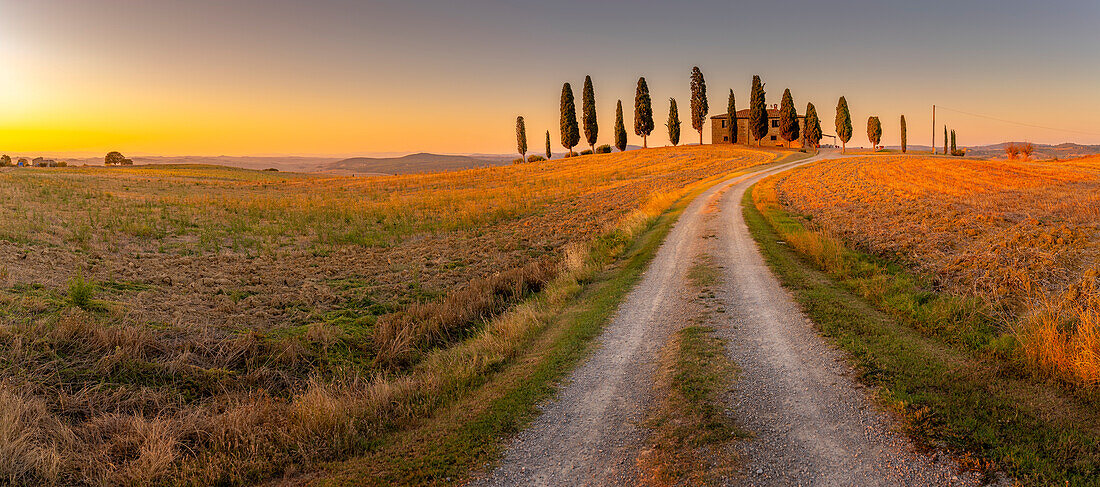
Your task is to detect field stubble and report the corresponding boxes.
[774,154,1100,386]
[0,146,773,484]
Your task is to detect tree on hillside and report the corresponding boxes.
[900,115,907,153]
[582,75,598,152]
[560,83,580,155]
[689,66,708,145]
[867,116,882,149]
[835,97,852,153]
[105,151,132,166]
[515,116,528,161]
[1021,142,1034,160]
[634,77,654,148]
[545,130,552,159]
[778,88,799,148]
[943,126,948,154]
[749,75,768,145]
[803,102,822,149]
[666,98,681,146]
[0,155,10,167]
[726,89,737,143]
[950,129,958,154]
[614,100,628,151]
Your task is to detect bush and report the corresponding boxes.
[579,149,594,155]
[512,157,525,164]
[262,167,278,172]
[68,276,95,310]
[595,145,612,154]
[527,155,546,162]
[951,149,966,157]
[56,161,67,167]
[563,152,578,158]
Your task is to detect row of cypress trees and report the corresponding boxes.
[518,69,883,158]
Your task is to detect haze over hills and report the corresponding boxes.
[325,152,512,175]
[886,142,1100,160]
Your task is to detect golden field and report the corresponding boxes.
[774,154,1100,386]
[0,145,774,485]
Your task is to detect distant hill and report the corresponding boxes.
[325,153,511,175]
[884,142,1100,160]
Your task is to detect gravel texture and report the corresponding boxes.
[477,152,985,486]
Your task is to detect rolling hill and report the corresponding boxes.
[325,152,511,175]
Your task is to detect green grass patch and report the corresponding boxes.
[743,182,1100,485]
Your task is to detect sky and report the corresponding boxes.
[1,0,1099,157]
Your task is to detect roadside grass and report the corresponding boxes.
[744,180,1100,485]
[313,164,775,485]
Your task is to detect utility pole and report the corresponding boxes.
[931,105,936,154]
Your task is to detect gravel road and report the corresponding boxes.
[476,151,983,486]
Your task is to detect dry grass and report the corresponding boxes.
[775,154,1100,386]
[0,146,774,484]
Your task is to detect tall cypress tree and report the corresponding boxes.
[803,102,822,149]
[666,98,681,146]
[951,129,957,154]
[560,83,579,155]
[726,89,737,143]
[634,77,654,148]
[778,88,799,148]
[689,66,708,145]
[900,115,907,153]
[516,116,527,160]
[835,96,852,153]
[943,126,948,154]
[545,130,552,159]
[749,75,768,145]
[867,116,882,149]
[582,75,598,152]
[614,100,628,151]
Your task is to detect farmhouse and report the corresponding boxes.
[710,107,805,148]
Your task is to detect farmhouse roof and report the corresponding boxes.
[710,109,803,119]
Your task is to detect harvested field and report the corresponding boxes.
[0,145,773,485]
[774,154,1100,386]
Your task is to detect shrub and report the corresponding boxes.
[527,155,546,162]
[1005,143,1021,159]
[1021,143,1035,160]
[262,167,279,172]
[56,161,67,167]
[512,157,525,164]
[580,149,594,155]
[68,276,95,310]
[951,149,966,157]
[563,152,578,158]
[595,145,612,154]
[0,155,11,167]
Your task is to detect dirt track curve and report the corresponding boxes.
[475,151,982,486]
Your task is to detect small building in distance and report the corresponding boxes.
[710,106,806,147]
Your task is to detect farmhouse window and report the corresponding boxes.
[771,120,779,128]
[770,135,777,141]
[723,136,729,142]
[721,119,727,128]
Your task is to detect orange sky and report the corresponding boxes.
[2,1,1099,157]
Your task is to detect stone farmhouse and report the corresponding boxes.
[710,106,805,148]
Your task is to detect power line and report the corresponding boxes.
[936,105,1100,138]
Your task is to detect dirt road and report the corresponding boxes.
[476,152,978,486]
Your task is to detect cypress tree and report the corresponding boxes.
[634,77,654,148]
[560,83,579,155]
[516,116,527,160]
[778,88,799,148]
[944,126,948,154]
[749,75,768,145]
[545,130,552,159]
[951,129,957,154]
[867,116,882,149]
[803,102,822,149]
[900,115,907,153]
[582,75,598,152]
[667,98,681,146]
[615,100,628,151]
[726,89,737,143]
[689,66,708,145]
[835,96,852,153]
